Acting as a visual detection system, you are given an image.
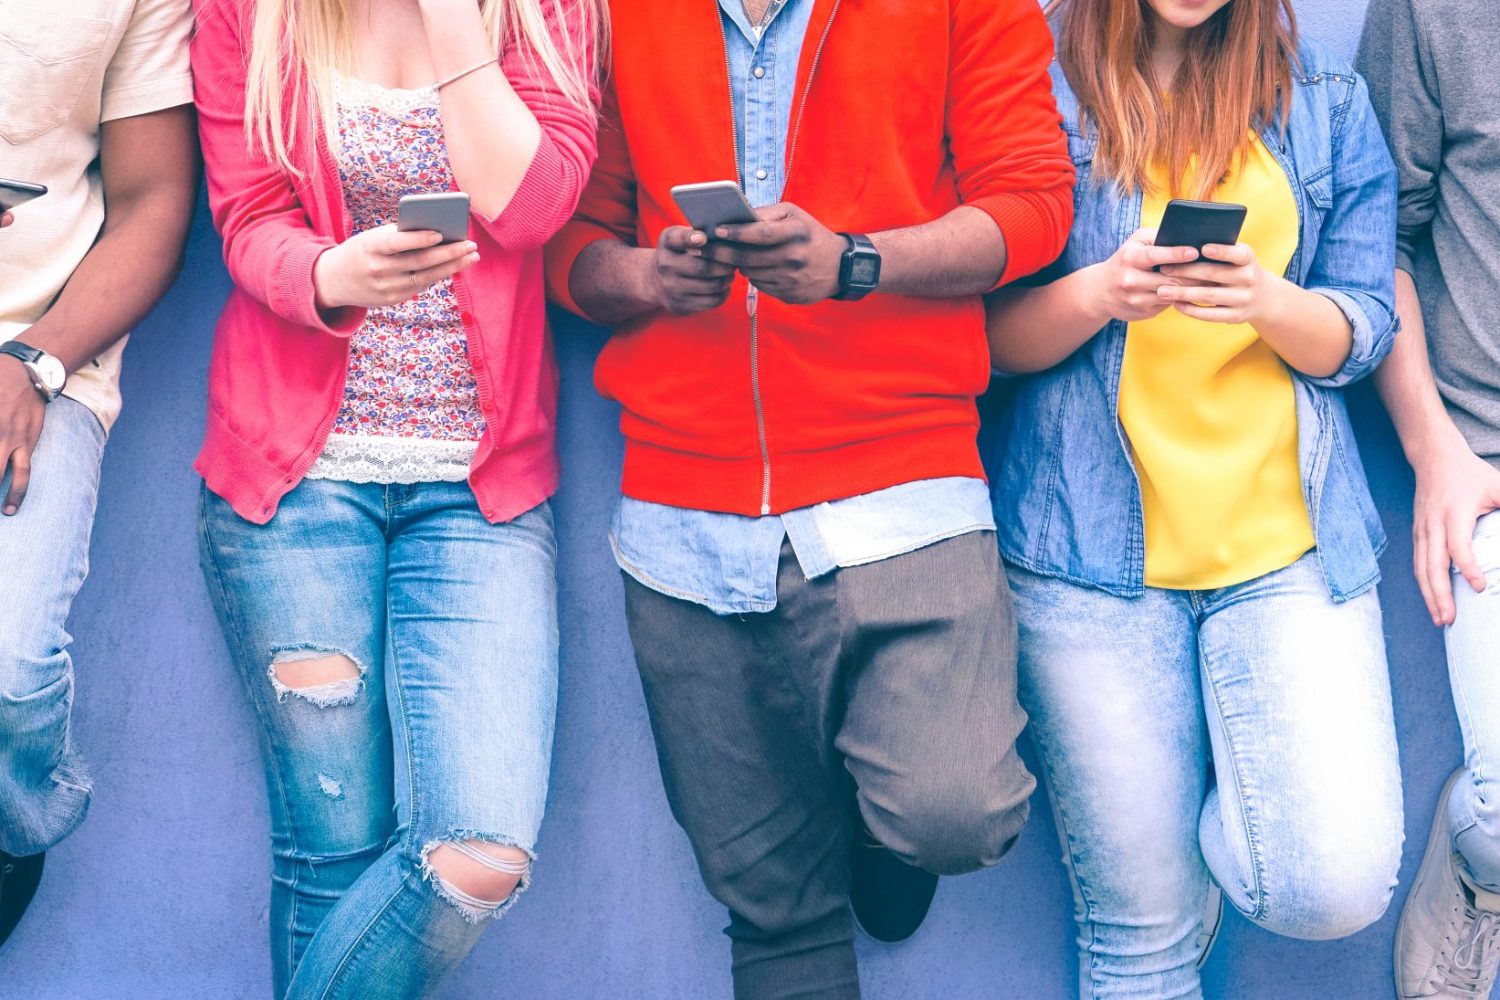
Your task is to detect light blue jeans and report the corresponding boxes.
[198,479,558,1000]
[1008,552,1404,1000]
[0,397,105,857]
[1445,511,1500,892]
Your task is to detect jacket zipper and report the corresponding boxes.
[720,0,841,516]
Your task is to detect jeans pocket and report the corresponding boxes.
[0,6,112,144]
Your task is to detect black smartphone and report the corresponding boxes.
[670,181,758,235]
[397,192,471,245]
[0,178,48,212]
[1153,199,1247,264]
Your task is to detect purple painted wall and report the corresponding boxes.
[5,2,1476,996]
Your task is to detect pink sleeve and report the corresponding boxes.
[191,0,364,335]
[473,0,601,252]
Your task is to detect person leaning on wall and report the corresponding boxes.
[984,0,1405,995]
[189,0,601,995]
[544,1,1074,997]
[1359,0,1500,995]
[0,0,197,950]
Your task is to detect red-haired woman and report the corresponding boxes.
[984,0,1403,994]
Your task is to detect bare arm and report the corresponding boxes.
[986,229,1197,373]
[0,104,198,515]
[21,105,198,372]
[417,0,543,219]
[869,206,1005,297]
[1376,269,1500,625]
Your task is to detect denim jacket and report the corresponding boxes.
[991,38,1399,603]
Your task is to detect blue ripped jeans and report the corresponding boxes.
[1008,552,1404,1000]
[0,398,105,857]
[198,479,558,999]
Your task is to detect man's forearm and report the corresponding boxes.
[569,239,662,327]
[1376,268,1467,466]
[870,206,1005,298]
[20,190,194,373]
[19,107,198,375]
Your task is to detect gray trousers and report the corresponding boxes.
[622,531,1033,1000]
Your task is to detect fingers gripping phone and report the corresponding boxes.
[397,192,471,244]
[671,181,758,235]
[0,178,48,212]
[1153,199,1247,265]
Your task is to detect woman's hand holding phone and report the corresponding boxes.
[1156,242,1273,325]
[313,224,479,311]
[0,211,12,229]
[1088,228,1200,323]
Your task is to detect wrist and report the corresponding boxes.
[312,246,346,312]
[1077,264,1119,326]
[1409,421,1473,476]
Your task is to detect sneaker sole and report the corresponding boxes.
[1394,768,1465,999]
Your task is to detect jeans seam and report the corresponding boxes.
[1199,637,1269,923]
[1448,609,1490,849]
[316,866,417,1000]
[1024,721,1104,995]
[198,486,309,978]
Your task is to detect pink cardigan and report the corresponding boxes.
[190,0,598,524]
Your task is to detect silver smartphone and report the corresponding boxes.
[0,178,48,212]
[670,181,758,235]
[397,192,471,244]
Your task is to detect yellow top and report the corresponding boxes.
[1119,136,1314,590]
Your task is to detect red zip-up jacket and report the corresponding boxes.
[546,0,1073,516]
[192,0,597,525]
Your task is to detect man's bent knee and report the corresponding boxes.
[422,838,532,923]
[870,783,1031,877]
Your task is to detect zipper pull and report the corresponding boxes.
[746,284,758,318]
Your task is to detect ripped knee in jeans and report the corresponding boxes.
[267,647,365,708]
[421,835,534,923]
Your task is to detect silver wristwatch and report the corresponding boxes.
[0,340,66,402]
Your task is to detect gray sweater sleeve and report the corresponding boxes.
[1356,0,1441,275]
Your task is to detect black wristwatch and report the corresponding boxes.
[834,232,881,301]
[0,340,65,402]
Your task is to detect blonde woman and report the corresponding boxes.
[190,0,600,995]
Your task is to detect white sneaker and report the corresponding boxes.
[1197,881,1224,969]
[1396,768,1500,998]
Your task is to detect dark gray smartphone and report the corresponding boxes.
[1154,199,1247,265]
[0,178,48,212]
[397,192,471,244]
[671,181,758,236]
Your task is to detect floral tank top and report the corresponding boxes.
[304,74,485,485]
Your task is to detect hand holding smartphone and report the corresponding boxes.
[670,181,758,236]
[1152,199,1247,268]
[397,192,471,245]
[0,179,47,223]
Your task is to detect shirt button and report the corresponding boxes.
[753,66,765,79]
[755,168,769,180]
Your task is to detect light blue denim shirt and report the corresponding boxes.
[989,37,1398,603]
[611,0,994,615]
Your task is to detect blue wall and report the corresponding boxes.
[4,2,1472,996]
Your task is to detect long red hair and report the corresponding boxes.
[1048,0,1299,198]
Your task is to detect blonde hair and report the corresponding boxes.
[245,0,604,174]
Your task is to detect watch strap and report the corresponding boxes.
[0,340,61,401]
[0,340,43,367]
[834,232,880,301]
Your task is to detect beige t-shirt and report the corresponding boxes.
[0,0,193,432]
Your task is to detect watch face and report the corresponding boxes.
[35,354,65,391]
[849,257,880,287]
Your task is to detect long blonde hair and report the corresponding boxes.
[244,0,604,174]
